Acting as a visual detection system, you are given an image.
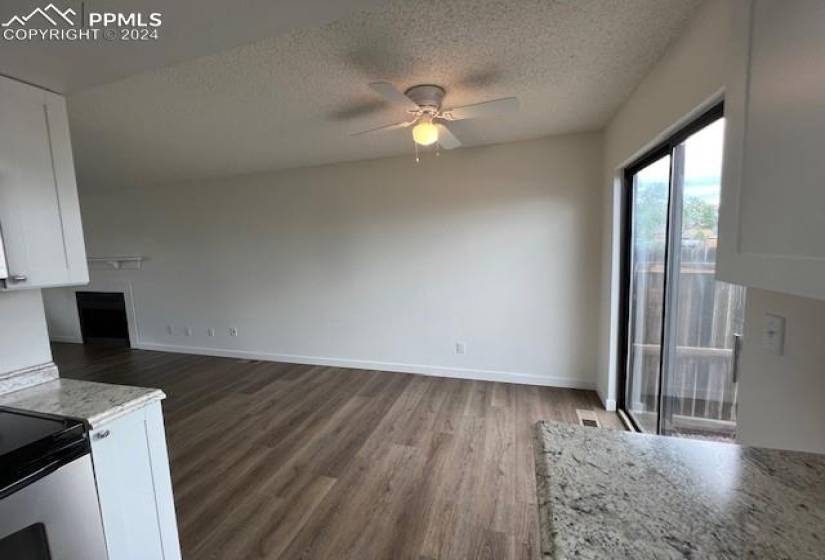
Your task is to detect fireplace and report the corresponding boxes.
[76,292,130,346]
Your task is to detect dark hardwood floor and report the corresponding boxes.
[52,342,621,560]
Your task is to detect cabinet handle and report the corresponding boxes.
[93,429,111,440]
[9,274,27,282]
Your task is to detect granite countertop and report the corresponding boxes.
[0,378,165,428]
[534,421,825,559]
[0,362,59,394]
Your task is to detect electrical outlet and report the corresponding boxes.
[166,325,174,335]
[455,342,466,354]
[207,328,215,337]
[229,327,239,337]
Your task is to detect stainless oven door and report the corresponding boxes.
[0,455,108,559]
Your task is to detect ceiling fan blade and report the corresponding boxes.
[351,119,414,136]
[435,123,462,150]
[369,82,420,112]
[444,97,519,121]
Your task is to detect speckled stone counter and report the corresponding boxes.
[0,362,59,396]
[0,378,165,428]
[533,421,825,559]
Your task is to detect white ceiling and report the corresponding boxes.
[62,0,701,190]
[0,0,388,93]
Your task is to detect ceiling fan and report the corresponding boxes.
[351,82,519,158]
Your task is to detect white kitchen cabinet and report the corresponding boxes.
[718,0,825,301]
[90,400,182,560]
[0,75,88,290]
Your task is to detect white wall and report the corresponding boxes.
[601,0,732,178]
[598,0,825,452]
[42,288,83,343]
[737,289,825,454]
[597,0,733,409]
[46,134,604,388]
[0,290,52,373]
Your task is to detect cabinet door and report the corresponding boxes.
[144,401,182,559]
[718,0,825,300]
[90,402,181,560]
[0,77,88,290]
[45,92,89,286]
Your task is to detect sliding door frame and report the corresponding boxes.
[617,102,725,434]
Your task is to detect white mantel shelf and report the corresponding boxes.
[87,257,145,270]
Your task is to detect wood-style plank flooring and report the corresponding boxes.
[52,343,622,560]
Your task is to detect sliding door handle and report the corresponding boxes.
[731,333,743,384]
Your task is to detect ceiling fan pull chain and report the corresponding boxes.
[414,140,420,163]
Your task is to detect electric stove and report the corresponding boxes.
[0,407,88,499]
[0,406,107,559]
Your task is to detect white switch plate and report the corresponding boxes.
[207,328,215,337]
[762,313,785,356]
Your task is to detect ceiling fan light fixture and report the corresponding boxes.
[412,118,439,146]
[353,81,518,155]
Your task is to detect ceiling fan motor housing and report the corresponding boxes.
[404,84,446,112]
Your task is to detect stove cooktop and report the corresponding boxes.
[0,407,88,499]
[0,409,81,456]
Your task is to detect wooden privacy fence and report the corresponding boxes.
[629,237,746,429]
[631,343,737,425]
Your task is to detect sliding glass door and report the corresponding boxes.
[624,154,671,434]
[621,105,745,440]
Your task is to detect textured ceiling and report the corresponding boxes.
[68,0,701,190]
[0,0,386,93]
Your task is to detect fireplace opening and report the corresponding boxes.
[76,292,130,346]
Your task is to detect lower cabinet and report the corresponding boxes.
[89,401,181,560]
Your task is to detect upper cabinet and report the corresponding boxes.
[0,76,88,290]
[718,0,825,301]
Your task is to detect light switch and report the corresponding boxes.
[762,313,785,356]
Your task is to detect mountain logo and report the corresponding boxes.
[2,3,76,27]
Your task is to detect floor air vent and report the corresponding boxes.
[576,409,601,428]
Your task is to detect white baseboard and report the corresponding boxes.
[596,387,617,411]
[132,341,595,390]
[50,335,84,344]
